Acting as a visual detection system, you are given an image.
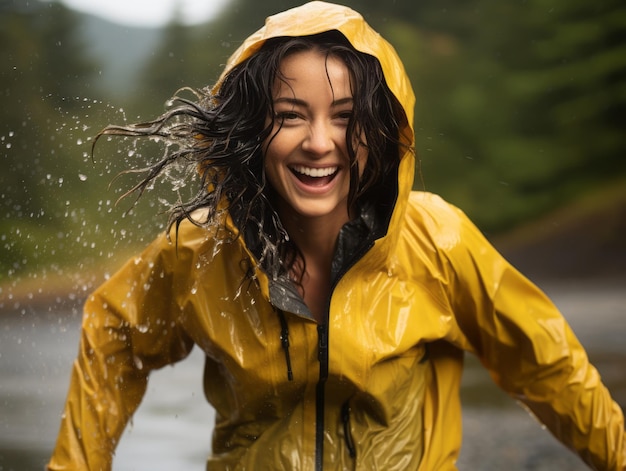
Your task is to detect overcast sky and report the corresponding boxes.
[53,0,230,27]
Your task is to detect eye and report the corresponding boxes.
[335,110,353,123]
[274,111,301,123]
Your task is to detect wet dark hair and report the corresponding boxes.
[94,31,407,281]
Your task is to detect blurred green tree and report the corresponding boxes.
[367,0,626,232]
[1,0,101,279]
[3,0,624,284]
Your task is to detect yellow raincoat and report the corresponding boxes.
[48,2,625,470]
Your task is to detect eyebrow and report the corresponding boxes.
[273,97,354,107]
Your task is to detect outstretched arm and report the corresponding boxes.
[442,203,625,470]
[47,234,194,470]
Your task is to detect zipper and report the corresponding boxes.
[314,240,374,471]
[277,309,294,381]
[341,401,357,458]
[315,323,329,471]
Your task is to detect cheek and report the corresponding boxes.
[263,150,277,181]
[262,145,285,192]
[263,123,286,155]
[263,127,299,172]
[262,129,280,169]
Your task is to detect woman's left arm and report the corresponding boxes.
[444,205,625,471]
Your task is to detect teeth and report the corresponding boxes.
[292,165,338,177]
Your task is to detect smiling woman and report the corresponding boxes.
[53,0,229,26]
[47,2,625,471]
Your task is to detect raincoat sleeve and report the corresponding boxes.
[437,200,625,471]
[47,232,195,471]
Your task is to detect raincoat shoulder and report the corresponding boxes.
[45,215,231,470]
[399,191,626,471]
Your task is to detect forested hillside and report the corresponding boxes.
[2,0,625,282]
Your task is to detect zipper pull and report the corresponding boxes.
[341,401,357,458]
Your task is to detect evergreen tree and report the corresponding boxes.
[1,0,100,278]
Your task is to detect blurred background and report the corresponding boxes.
[1,0,625,469]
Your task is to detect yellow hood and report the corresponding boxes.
[220,1,416,132]
[219,1,417,262]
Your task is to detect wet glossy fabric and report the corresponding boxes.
[48,2,625,470]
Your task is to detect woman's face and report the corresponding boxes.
[264,49,367,228]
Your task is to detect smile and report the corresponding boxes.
[290,165,338,178]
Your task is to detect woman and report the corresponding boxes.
[48,2,625,470]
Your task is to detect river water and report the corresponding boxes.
[1,278,624,470]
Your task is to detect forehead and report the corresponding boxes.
[273,49,352,96]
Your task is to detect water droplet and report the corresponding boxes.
[133,356,144,369]
[136,324,149,333]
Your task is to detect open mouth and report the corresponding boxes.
[289,165,339,186]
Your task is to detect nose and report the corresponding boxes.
[302,120,335,156]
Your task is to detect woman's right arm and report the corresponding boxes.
[47,233,195,470]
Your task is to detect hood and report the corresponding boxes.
[220,1,416,263]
